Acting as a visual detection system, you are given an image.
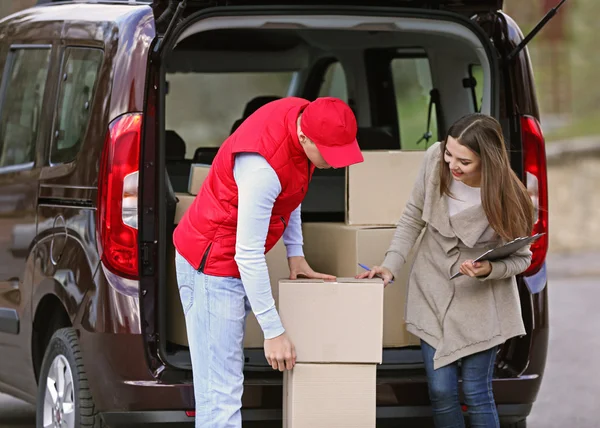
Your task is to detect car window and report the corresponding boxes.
[390,57,437,151]
[166,71,295,155]
[51,47,103,164]
[318,61,348,102]
[468,64,484,113]
[0,47,51,169]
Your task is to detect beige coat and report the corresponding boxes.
[382,141,531,369]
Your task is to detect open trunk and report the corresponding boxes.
[148,6,499,373]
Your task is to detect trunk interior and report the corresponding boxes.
[154,9,498,372]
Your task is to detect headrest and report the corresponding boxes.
[231,95,282,135]
[242,95,281,118]
[165,130,186,160]
[193,147,220,165]
[356,127,399,150]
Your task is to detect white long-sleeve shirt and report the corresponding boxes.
[233,153,304,340]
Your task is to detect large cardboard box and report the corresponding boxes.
[283,363,376,428]
[346,150,426,226]
[279,279,383,363]
[302,222,420,348]
[188,163,211,195]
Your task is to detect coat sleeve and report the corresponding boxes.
[381,144,438,280]
[480,245,533,281]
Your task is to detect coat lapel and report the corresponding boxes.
[421,156,455,239]
[420,145,493,247]
[449,204,493,248]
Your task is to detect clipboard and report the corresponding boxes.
[450,233,545,280]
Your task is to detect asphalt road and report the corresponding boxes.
[1,273,598,428]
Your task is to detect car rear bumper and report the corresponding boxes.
[101,403,532,427]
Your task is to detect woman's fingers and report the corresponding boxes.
[461,261,477,277]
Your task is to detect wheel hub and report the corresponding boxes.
[43,354,75,428]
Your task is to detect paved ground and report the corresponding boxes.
[0,269,598,427]
[0,394,34,428]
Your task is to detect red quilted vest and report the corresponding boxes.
[173,97,314,277]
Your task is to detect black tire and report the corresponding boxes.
[500,419,527,428]
[36,328,106,428]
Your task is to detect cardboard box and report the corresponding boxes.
[283,363,376,428]
[279,279,384,363]
[346,150,426,226]
[302,222,420,348]
[174,193,195,223]
[188,163,211,195]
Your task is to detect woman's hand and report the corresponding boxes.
[459,260,492,278]
[288,256,336,281]
[355,266,394,287]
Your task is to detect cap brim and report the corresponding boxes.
[315,138,364,168]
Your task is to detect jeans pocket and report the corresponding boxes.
[175,251,195,316]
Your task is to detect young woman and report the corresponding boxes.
[358,113,534,428]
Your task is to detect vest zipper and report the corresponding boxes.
[198,243,212,272]
[280,216,287,229]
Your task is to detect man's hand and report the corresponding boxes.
[355,265,394,287]
[288,256,336,280]
[264,332,296,371]
[459,260,492,278]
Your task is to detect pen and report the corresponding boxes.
[358,263,393,283]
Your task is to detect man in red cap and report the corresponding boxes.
[173,96,363,427]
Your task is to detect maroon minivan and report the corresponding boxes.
[0,0,554,426]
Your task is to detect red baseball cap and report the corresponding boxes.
[300,97,363,168]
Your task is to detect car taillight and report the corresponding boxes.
[521,115,548,276]
[97,113,142,280]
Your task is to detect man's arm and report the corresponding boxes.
[282,204,303,258]
[233,153,284,340]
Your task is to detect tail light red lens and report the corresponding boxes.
[521,115,549,276]
[97,113,142,280]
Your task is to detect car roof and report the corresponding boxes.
[0,2,152,31]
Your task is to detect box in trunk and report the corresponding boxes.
[346,150,426,226]
[302,222,420,348]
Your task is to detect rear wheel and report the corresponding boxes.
[36,328,106,428]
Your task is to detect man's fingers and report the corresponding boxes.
[313,271,336,280]
[284,353,294,370]
[277,358,286,372]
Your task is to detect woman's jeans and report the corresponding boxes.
[421,340,500,428]
[175,250,251,428]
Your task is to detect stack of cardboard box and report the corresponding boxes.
[167,149,426,350]
[300,150,426,348]
[279,278,383,428]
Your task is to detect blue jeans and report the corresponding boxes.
[175,251,251,428]
[421,340,500,428]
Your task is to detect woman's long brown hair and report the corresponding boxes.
[439,113,534,241]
